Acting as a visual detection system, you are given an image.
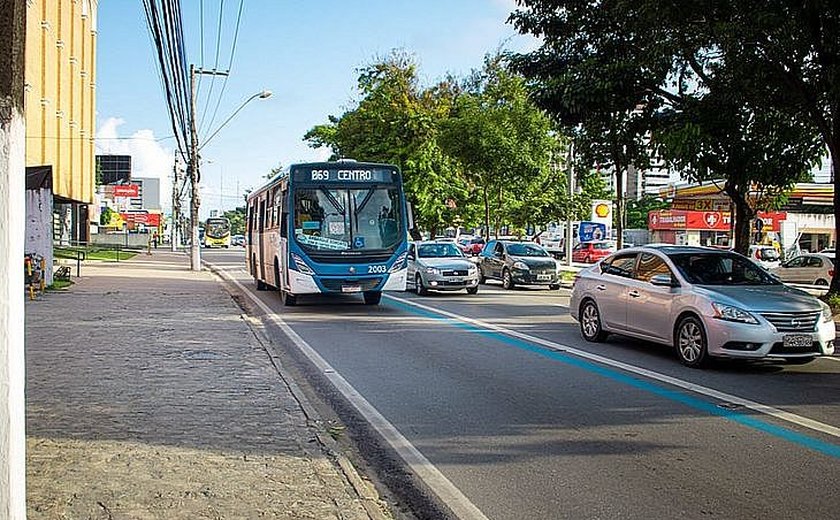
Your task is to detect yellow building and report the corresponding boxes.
[24,0,97,242]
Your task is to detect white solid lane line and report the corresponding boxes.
[386,294,840,440]
[213,265,490,520]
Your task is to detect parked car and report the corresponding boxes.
[407,241,479,295]
[572,241,615,263]
[478,240,561,290]
[748,245,781,269]
[536,232,566,259]
[457,235,486,256]
[770,253,835,286]
[570,245,835,367]
[231,234,246,247]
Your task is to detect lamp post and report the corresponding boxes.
[188,64,271,271]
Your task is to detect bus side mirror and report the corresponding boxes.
[406,201,422,241]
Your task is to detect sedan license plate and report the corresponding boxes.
[536,274,552,281]
[783,334,813,348]
[341,285,361,293]
[447,277,464,282]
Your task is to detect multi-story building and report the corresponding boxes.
[96,154,131,185]
[24,0,98,244]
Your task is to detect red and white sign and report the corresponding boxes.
[120,212,160,227]
[648,210,786,231]
[111,184,139,197]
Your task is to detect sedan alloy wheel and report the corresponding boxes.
[675,316,708,368]
[580,300,608,342]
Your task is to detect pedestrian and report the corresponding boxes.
[152,232,159,249]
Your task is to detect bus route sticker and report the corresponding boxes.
[353,236,366,249]
[295,232,350,251]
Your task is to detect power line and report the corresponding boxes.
[201,0,245,142]
[197,0,227,136]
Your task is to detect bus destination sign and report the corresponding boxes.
[293,167,395,184]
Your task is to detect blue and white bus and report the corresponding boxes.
[246,160,409,305]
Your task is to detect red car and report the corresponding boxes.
[457,236,487,256]
[572,241,615,263]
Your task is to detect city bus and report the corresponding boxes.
[204,216,232,248]
[246,160,409,306]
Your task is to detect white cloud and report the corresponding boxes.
[95,117,174,211]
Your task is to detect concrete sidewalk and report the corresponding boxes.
[24,251,393,520]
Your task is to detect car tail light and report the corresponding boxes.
[830,269,834,277]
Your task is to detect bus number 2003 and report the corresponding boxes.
[368,265,387,274]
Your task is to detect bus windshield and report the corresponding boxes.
[293,186,402,253]
[206,218,230,238]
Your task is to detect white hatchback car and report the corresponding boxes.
[570,245,835,367]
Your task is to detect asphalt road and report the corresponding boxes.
[205,248,840,520]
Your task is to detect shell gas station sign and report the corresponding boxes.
[591,200,613,228]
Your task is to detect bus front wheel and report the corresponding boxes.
[363,291,382,305]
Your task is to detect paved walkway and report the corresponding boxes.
[24,251,393,520]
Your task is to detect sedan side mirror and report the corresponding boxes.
[650,273,678,287]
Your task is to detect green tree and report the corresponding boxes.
[223,206,246,236]
[304,51,471,234]
[439,55,556,238]
[625,196,669,230]
[509,0,827,254]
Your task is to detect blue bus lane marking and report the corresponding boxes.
[385,298,840,460]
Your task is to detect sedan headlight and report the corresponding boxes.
[820,301,833,323]
[513,261,529,270]
[711,302,759,324]
[468,265,478,273]
[425,267,440,275]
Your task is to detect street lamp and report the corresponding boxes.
[188,63,271,271]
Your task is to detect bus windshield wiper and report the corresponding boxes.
[320,188,345,214]
[356,188,376,215]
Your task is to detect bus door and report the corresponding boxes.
[258,197,267,281]
[278,187,289,291]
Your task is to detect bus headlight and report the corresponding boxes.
[291,253,314,275]
[389,252,407,273]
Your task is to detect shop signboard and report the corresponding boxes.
[648,210,787,231]
[111,184,139,198]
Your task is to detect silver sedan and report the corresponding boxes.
[407,241,479,295]
[570,245,835,367]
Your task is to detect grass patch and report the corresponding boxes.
[85,250,137,261]
[822,292,840,314]
[54,247,137,262]
[46,280,73,290]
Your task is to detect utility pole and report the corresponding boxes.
[188,64,201,270]
[187,66,230,271]
[565,142,575,266]
[171,151,181,252]
[0,1,28,517]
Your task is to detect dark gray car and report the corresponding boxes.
[478,240,560,290]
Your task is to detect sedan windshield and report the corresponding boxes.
[669,252,781,285]
[418,243,464,258]
[507,243,549,257]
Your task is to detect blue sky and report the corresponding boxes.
[95,0,537,217]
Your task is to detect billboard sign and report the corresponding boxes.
[578,221,607,242]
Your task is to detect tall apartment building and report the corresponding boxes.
[24,0,98,244]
